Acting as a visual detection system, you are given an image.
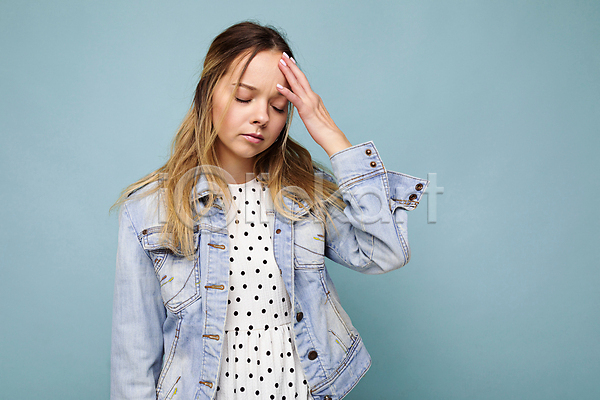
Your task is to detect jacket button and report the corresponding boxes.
[324,396,332,400]
[415,183,423,191]
[370,161,377,168]
[365,149,372,156]
[276,229,281,234]
[296,312,304,322]
[308,350,318,360]
[409,194,417,201]
[141,229,147,235]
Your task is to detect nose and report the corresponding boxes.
[251,101,269,127]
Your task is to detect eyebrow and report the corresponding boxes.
[233,82,286,97]
[233,82,257,91]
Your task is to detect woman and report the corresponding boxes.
[110,21,427,400]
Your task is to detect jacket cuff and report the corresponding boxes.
[329,141,428,210]
[387,171,428,211]
[329,141,384,188]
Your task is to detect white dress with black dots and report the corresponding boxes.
[215,179,312,400]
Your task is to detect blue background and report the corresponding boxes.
[1,1,599,399]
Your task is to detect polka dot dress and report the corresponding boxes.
[215,178,312,400]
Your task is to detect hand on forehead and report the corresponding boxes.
[228,51,291,93]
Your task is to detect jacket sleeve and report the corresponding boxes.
[111,203,166,399]
[324,141,428,274]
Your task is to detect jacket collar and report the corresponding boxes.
[190,173,311,218]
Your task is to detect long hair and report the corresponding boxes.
[110,21,343,258]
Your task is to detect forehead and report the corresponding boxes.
[226,50,284,84]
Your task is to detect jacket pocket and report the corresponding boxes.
[293,218,325,267]
[140,226,201,313]
[320,267,357,344]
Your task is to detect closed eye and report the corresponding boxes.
[235,97,251,104]
[272,105,285,113]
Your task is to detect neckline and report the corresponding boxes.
[228,178,261,188]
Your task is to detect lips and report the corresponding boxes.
[241,133,264,144]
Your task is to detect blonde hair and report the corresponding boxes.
[110,21,343,258]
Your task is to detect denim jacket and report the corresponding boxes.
[111,141,428,400]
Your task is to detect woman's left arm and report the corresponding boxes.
[277,52,428,273]
[324,142,428,274]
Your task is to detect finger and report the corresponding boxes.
[278,58,308,98]
[282,52,312,91]
[279,56,311,95]
[276,83,303,109]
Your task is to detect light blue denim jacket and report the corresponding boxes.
[111,141,428,400]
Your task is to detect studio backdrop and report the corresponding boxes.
[1,1,598,399]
